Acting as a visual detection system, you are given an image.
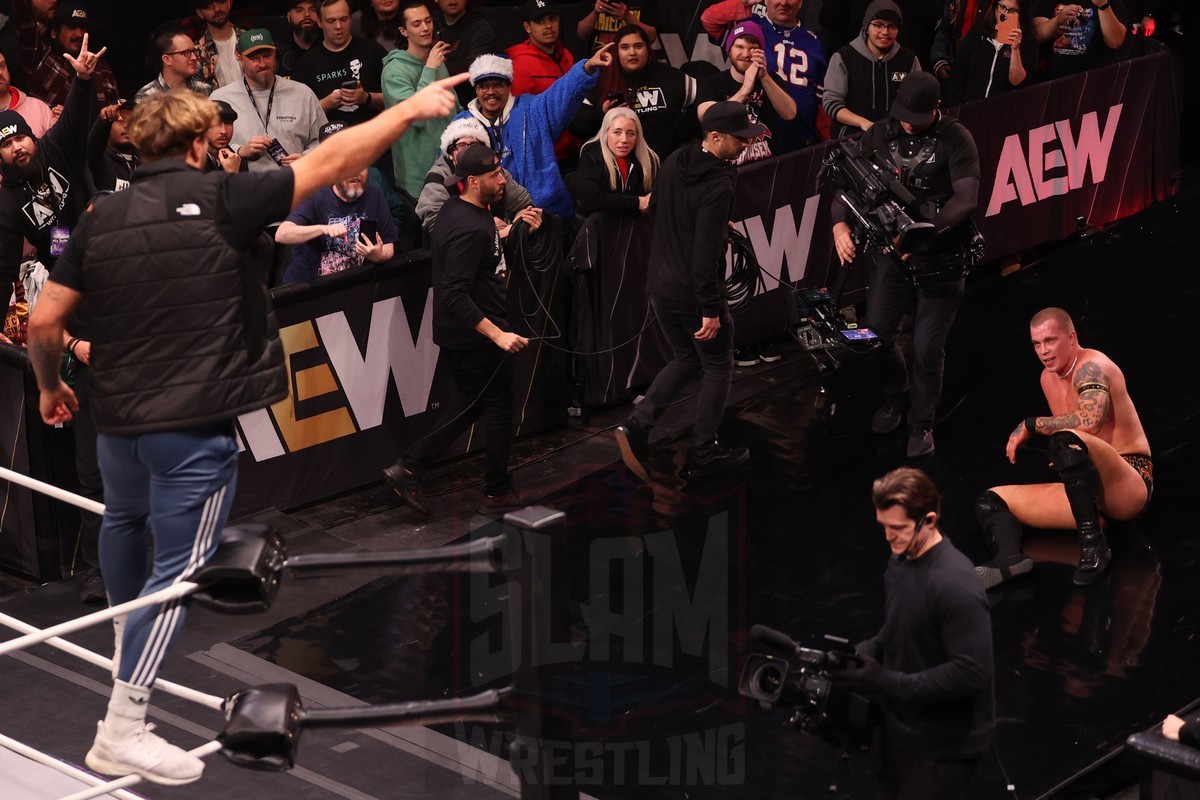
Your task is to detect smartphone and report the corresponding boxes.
[995,10,1020,42]
[839,327,879,342]
[340,79,359,90]
[265,138,289,165]
[358,217,378,244]
[606,91,625,104]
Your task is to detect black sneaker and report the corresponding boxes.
[383,460,431,516]
[79,571,107,605]
[686,445,750,478]
[614,418,651,482]
[975,554,1034,590]
[907,427,935,458]
[734,347,761,367]
[481,488,531,513]
[871,395,905,434]
[758,342,782,363]
[1073,530,1111,586]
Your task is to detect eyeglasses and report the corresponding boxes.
[869,21,899,31]
[164,49,197,58]
[996,3,1020,15]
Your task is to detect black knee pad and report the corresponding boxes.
[1048,431,1102,532]
[975,490,1022,558]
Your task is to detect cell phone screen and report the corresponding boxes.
[358,218,378,244]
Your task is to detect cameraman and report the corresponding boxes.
[831,71,980,458]
[835,467,994,799]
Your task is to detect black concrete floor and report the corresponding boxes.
[1,177,1196,800]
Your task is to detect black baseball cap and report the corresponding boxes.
[520,0,556,21]
[53,1,90,28]
[213,99,237,122]
[701,101,767,139]
[444,142,500,186]
[890,72,940,124]
[319,120,347,142]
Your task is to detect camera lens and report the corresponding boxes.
[754,663,783,696]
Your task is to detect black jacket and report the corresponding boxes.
[646,143,735,317]
[568,140,650,218]
[56,162,288,435]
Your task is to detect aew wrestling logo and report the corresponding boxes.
[21,167,70,230]
[890,70,909,82]
[633,87,667,113]
[0,124,19,139]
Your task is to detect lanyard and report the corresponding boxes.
[243,77,275,134]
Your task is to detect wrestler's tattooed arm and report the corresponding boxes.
[1030,360,1111,435]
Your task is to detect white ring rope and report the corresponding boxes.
[0,581,199,658]
[0,465,106,516]
[0,612,224,711]
[0,730,148,800]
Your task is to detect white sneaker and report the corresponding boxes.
[86,720,205,786]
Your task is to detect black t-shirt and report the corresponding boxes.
[1033,0,1129,78]
[431,196,508,350]
[291,37,387,126]
[51,167,295,292]
[695,69,781,165]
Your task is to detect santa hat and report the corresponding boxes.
[440,117,490,155]
[469,54,514,86]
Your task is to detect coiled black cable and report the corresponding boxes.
[725,227,766,311]
[508,213,563,274]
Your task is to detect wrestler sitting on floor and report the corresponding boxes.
[975,307,1153,588]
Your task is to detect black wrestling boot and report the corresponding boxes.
[974,491,1033,589]
[1047,432,1112,586]
[1073,527,1112,586]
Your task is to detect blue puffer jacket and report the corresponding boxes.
[455,60,598,218]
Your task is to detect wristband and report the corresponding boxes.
[1095,2,1111,10]
[1024,417,1037,433]
[66,337,79,355]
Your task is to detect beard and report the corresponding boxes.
[336,183,364,201]
[0,147,46,185]
[291,22,321,46]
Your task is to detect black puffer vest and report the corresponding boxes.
[82,161,286,435]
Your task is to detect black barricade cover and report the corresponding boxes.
[0,359,37,576]
[231,260,567,516]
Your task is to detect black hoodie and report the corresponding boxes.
[646,142,736,317]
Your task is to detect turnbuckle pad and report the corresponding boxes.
[192,524,285,614]
[219,683,302,770]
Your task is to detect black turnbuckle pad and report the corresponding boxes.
[191,524,285,614]
[219,683,302,771]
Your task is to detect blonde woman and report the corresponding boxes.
[568,105,659,217]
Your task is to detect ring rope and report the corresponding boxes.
[0,730,147,800]
[0,581,199,658]
[0,465,105,516]
[0,612,224,711]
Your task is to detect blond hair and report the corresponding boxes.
[127,90,217,162]
[1030,307,1075,332]
[583,106,659,194]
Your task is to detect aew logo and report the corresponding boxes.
[0,124,18,139]
[70,8,86,19]
[986,103,1122,216]
[633,87,666,112]
[890,71,908,82]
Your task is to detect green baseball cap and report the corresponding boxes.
[237,29,276,55]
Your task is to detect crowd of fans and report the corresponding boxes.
[0,0,1182,311]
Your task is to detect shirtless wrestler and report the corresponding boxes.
[975,307,1152,588]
